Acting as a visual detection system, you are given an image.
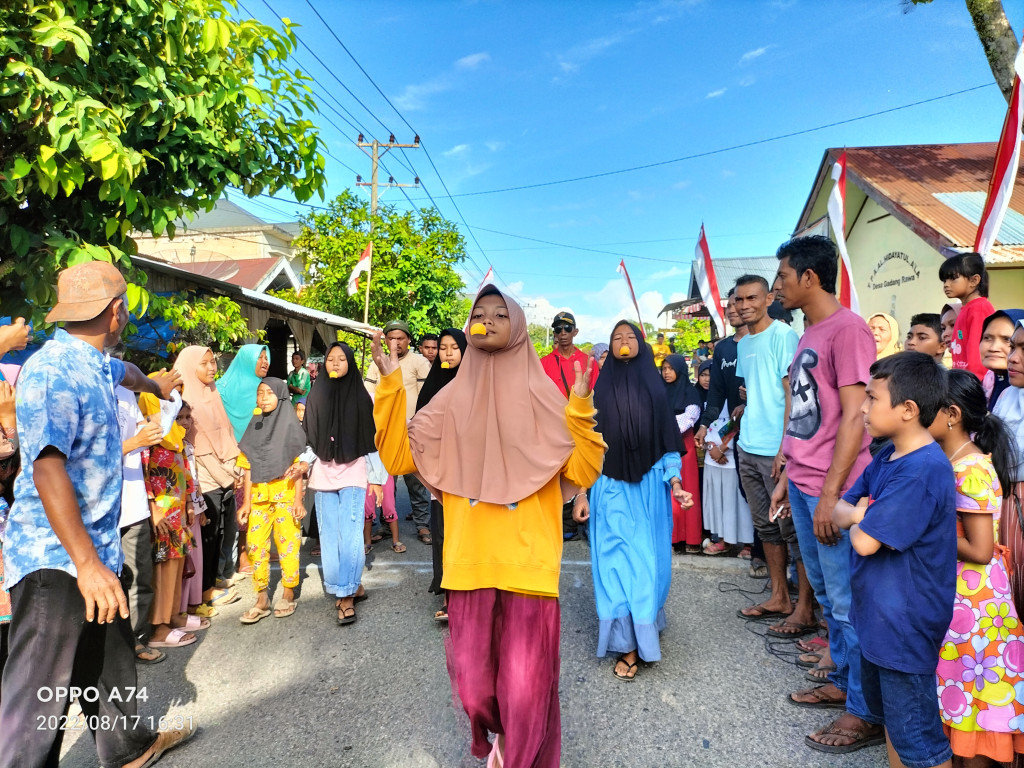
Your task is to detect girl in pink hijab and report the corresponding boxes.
[373,285,605,768]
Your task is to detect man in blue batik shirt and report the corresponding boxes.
[0,262,196,768]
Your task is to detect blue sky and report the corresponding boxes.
[230,0,1022,342]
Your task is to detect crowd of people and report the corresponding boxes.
[0,236,1023,768]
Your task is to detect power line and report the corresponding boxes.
[406,82,998,200]
[468,225,687,264]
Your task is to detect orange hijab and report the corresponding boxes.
[172,345,239,463]
[407,285,575,505]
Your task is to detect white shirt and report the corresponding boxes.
[116,386,150,529]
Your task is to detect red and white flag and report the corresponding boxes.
[347,242,372,296]
[616,259,645,337]
[476,266,495,292]
[827,151,860,313]
[693,224,725,338]
[975,37,1024,257]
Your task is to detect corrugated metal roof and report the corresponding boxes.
[933,191,1024,245]
[174,257,279,290]
[831,143,1024,264]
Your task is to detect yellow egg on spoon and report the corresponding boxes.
[252,407,262,416]
[328,371,340,378]
[440,361,450,369]
[619,345,630,357]
[470,323,487,336]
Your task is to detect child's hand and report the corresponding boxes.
[199,513,209,527]
[155,516,172,538]
[572,494,590,523]
[370,331,401,377]
[672,486,694,509]
[572,356,595,398]
[0,381,16,427]
[186,507,195,526]
[284,462,308,482]
[369,484,384,506]
[135,417,163,449]
[237,505,249,527]
[291,502,306,522]
[151,368,182,400]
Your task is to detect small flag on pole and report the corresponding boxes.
[826,151,860,314]
[347,242,372,297]
[616,259,645,337]
[476,266,495,292]
[975,37,1024,257]
[693,224,725,338]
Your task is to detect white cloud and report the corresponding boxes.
[394,79,450,111]
[443,144,470,157]
[484,140,505,152]
[738,45,772,65]
[555,33,627,78]
[706,87,727,99]
[738,75,757,87]
[515,279,693,343]
[455,52,490,69]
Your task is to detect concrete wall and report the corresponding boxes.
[847,198,951,336]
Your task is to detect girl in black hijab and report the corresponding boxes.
[662,354,705,553]
[416,329,468,621]
[304,342,387,625]
[236,377,309,623]
[586,321,692,681]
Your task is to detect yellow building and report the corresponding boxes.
[795,143,1024,333]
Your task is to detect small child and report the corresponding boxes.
[940,253,995,379]
[139,389,201,648]
[834,352,957,768]
[177,402,211,619]
[930,369,1024,764]
[905,313,946,363]
[236,378,309,623]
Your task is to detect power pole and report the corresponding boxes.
[355,134,420,360]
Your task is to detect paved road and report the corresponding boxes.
[60,496,887,767]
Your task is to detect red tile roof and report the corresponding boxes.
[799,142,1024,264]
[173,257,280,290]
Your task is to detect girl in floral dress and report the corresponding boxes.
[931,369,1024,765]
[140,389,201,648]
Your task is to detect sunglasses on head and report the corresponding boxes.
[553,324,575,334]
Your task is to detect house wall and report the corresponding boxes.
[990,265,1024,311]
[847,198,953,335]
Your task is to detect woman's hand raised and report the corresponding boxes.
[371,331,401,377]
[572,356,595,399]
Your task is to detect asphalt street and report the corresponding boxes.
[58,491,887,768]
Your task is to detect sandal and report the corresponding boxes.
[391,541,407,553]
[702,540,729,556]
[210,587,240,606]
[194,603,218,618]
[240,607,271,625]
[788,685,847,710]
[174,614,211,631]
[434,609,449,623]
[805,717,885,754]
[684,544,702,554]
[310,545,321,557]
[736,605,791,621]
[337,606,357,626]
[613,655,638,682]
[417,529,433,545]
[796,636,828,653]
[748,563,769,579]
[805,665,837,683]
[796,651,823,668]
[738,545,752,559]
[273,599,297,618]
[767,619,818,638]
[370,531,386,543]
[364,544,373,555]
[149,628,197,648]
[354,589,368,603]
[135,645,166,665]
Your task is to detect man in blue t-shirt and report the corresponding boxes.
[0,263,195,768]
[732,275,815,634]
[834,352,956,768]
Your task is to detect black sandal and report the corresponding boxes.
[337,606,357,626]
[613,655,638,681]
[417,529,433,545]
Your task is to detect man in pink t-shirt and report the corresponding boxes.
[771,236,882,755]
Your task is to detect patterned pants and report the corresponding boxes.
[247,498,301,593]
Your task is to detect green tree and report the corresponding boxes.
[671,317,711,353]
[156,293,258,355]
[0,0,326,323]
[908,1,1017,104]
[291,191,467,336]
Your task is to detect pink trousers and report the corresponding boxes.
[446,588,561,768]
[363,475,397,522]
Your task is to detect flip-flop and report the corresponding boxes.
[137,721,199,768]
[736,606,791,621]
[354,590,369,603]
[613,656,638,682]
[434,609,449,623]
[135,645,166,665]
[337,606,357,626]
[149,628,197,648]
[194,604,218,618]
[805,665,837,683]
[210,587,240,606]
[796,636,828,653]
[391,541,407,553]
[788,685,847,710]
[767,620,818,638]
[273,600,297,619]
[796,652,824,668]
[805,718,886,754]
[240,607,271,625]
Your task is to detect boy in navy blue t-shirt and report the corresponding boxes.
[834,352,956,768]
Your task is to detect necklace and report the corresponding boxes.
[949,440,973,461]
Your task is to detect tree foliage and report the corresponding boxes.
[157,293,258,355]
[291,191,467,337]
[908,0,1018,104]
[671,317,712,353]
[0,0,326,323]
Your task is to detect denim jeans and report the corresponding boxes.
[316,487,367,598]
[788,480,867,720]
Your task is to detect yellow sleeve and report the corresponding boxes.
[373,369,418,476]
[236,452,251,471]
[562,392,606,490]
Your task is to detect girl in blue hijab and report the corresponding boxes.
[218,344,270,441]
